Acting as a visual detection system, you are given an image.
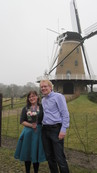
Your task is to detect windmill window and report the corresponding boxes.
[76,47,79,53]
[66,71,71,79]
[75,60,78,66]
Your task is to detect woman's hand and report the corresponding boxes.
[32,123,37,129]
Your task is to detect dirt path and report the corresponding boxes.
[1,137,97,170]
[66,149,97,170]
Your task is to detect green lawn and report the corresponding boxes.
[66,95,97,153]
[1,94,97,172]
[3,95,97,153]
[0,147,97,173]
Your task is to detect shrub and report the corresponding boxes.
[88,92,97,103]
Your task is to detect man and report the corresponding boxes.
[40,79,70,173]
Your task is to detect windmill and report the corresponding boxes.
[37,0,97,95]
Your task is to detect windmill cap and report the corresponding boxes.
[57,31,82,43]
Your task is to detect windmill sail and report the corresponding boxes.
[70,0,81,33]
[70,0,94,76]
[81,44,91,76]
[37,0,97,95]
[48,0,94,77]
[49,43,59,73]
[81,44,94,76]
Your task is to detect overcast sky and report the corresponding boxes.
[0,0,97,85]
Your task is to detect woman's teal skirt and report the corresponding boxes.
[14,125,46,163]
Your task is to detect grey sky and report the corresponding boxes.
[0,0,97,85]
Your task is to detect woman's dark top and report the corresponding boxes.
[20,104,43,125]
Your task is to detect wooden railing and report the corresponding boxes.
[37,74,97,81]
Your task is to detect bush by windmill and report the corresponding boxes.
[37,0,97,97]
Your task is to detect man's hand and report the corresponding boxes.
[58,132,66,140]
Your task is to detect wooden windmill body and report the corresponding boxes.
[53,31,87,95]
[56,32,85,75]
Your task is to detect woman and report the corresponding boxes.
[14,91,46,173]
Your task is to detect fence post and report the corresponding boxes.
[11,96,14,109]
[0,93,2,147]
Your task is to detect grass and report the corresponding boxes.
[2,97,26,110]
[2,112,23,138]
[68,94,97,114]
[1,94,97,172]
[0,148,49,173]
[0,148,97,173]
[65,95,97,153]
[65,113,97,153]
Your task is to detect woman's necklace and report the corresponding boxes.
[30,104,37,112]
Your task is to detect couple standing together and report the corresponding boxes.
[14,80,70,173]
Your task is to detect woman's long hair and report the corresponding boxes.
[26,91,40,107]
